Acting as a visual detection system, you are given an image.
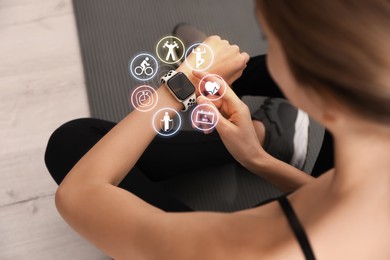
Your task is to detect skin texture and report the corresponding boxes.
[55,9,390,260]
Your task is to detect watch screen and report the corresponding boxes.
[167,73,195,100]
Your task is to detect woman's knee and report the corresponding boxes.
[44,118,109,185]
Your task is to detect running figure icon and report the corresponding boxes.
[192,47,206,69]
[163,41,179,62]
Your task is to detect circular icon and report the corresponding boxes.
[185,43,214,71]
[152,108,182,137]
[129,53,158,81]
[156,36,185,64]
[130,85,158,112]
[191,104,219,132]
[198,74,227,101]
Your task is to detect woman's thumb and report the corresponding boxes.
[196,95,210,105]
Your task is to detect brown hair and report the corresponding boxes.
[257,0,390,123]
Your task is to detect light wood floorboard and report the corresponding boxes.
[0,0,109,258]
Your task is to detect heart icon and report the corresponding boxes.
[205,81,220,95]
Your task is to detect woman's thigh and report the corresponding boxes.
[45,118,116,185]
[138,130,234,181]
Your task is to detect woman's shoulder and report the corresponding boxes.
[282,169,390,259]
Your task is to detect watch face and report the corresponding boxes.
[167,73,195,101]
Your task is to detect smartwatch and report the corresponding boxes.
[160,70,197,112]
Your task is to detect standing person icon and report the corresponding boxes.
[161,112,173,132]
[192,47,206,68]
[163,41,179,61]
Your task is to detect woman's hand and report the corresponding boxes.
[178,35,250,86]
[193,71,264,168]
[201,36,250,85]
[193,72,314,192]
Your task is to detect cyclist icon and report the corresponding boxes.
[129,54,158,81]
[134,57,154,76]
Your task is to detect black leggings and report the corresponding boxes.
[44,55,334,212]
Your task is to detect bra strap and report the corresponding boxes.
[278,196,316,260]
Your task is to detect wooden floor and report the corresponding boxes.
[0,0,109,259]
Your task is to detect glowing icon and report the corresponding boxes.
[192,46,206,68]
[205,81,220,95]
[130,85,158,112]
[195,110,215,125]
[156,36,185,64]
[152,108,182,137]
[161,112,174,132]
[136,90,153,107]
[198,74,226,101]
[129,53,158,81]
[185,43,214,71]
[163,41,179,62]
[191,104,219,132]
[134,57,154,76]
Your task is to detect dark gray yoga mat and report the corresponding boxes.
[73,0,265,122]
[73,0,324,211]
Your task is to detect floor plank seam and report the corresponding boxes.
[0,12,73,30]
[0,193,55,209]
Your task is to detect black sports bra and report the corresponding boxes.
[278,196,316,260]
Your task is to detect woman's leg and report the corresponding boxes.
[44,118,192,212]
[137,130,234,181]
[233,55,334,177]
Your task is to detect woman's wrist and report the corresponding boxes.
[241,147,269,172]
[157,66,198,112]
[156,83,183,111]
[243,148,314,193]
[176,65,200,92]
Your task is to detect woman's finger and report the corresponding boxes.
[196,96,235,135]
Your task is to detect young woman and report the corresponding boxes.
[45,1,390,259]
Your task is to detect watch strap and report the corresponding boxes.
[181,93,197,112]
[160,70,178,85]
[160,70,197,112]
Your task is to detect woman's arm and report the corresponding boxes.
[244,150,315,193]
[194,71,314,193]
[55,36,251,258]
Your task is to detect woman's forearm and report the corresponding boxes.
[61,85,183,187]
[244,152,315,193]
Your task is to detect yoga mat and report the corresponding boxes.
[73,0,265,122]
